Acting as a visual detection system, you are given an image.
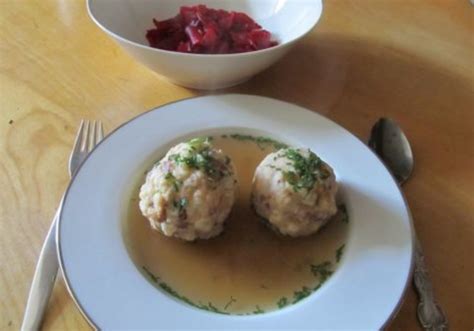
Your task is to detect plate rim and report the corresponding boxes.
[57,93,415,330]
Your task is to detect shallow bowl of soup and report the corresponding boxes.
[58,94,414,329]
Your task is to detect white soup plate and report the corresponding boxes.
[58,94,414,330]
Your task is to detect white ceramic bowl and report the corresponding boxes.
[87,0,323,89]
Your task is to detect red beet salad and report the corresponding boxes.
[146,5,278,54]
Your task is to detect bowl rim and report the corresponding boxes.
[86,0,323,58]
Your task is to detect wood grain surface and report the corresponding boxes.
[1,0,473,330]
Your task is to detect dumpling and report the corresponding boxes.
[139,138,238,241]
[252,148,337,237]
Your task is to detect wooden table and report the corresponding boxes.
[1,0,472,329]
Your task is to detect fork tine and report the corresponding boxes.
[80,120,90,152]
[68,120,106,177]
[96,121,104,144]
[87,121,96,152]
[69,120,89,176]
[71,120,85,156]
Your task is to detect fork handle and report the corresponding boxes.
[413,238,448,331]
[21,209,60,331]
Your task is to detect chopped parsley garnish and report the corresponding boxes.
[277,297,288,308]
[292,286,312,303]
[144,257,343,314]
[224,296,236,310]
[253,305,265,314]
[281,148,329,192]
[142,266,159,283]
[207,302,223,313]
[310,261,333,284]
[173,197,188,211]
[196,301,228,315]
[142,266,229,314]
[187,136,212,150]
[178,197,188,210]
[339,204,349,223]
[172,197,188,219]
[170,138,229,181]
[336,244,345,263]
[225,134,288,150]
[159,282,180,298]
[164,172,180,191]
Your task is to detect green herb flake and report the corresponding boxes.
[277,297,288,308]
[282,148,328,192]
[253,305,265,314]
[313,283,322,291]
[196,301,229,315]
[224,296,237,310]
[339,204,349,223]
[177,197,188,211]
[164,172,180,191]
[336,244,345,263]
[292,286,312,303]
[196,301,209,311]
[173,197,188,219]
[159,282,180,298]
[208,302,222,313]
[228,134,288,151]
[269,165,285,172]
[142,266,159,283]
[187,136,211,149]
[171,138,229,181]
[310,261,333,284]
[142,266,231,314]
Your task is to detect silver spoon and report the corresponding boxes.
[369,118,448,331]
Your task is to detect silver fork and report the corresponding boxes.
[22,120,104,331]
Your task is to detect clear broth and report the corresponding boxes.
[124,135,348,315]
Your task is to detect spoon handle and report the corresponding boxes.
[413,238,448,331]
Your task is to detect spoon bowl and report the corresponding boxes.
[368,118,414,184]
